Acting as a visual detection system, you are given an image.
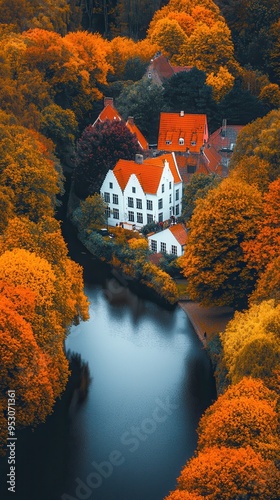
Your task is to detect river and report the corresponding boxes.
[0,222,216,500]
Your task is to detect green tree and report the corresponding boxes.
[116,79,164,143]
[218,80,266,125]
[181,173,221,222]
[230,109,280,183]
[162,69,219,132]
[180,178,263,308]
[40,103,78,164]
[73,120,140,198]
[72,194,107,234]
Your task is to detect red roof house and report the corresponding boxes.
[92,97,149,150]
[158,111,209,154]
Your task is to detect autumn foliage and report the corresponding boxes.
[177,446,279,499]
[180,178,263,308]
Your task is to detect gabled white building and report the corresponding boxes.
[148,223,187,256]
[100,153,182,230]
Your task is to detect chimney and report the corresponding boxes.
[127,116,134,125]
[135,154,144,164]
[180,110,184,117]
[221,118,227,137]
[104,97,114,108]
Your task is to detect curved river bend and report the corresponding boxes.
[0,233,216,500]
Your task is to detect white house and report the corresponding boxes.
[100,153,183,230]
[148,223,187,256]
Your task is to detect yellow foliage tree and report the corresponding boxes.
[206,66,234,102]
[221,300,280,385]
[1,216,89,328]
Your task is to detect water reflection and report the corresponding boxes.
[0,267,216,500]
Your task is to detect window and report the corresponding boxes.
[175,189,179,201]
[158,198,163,209]
[132,187,136,193]
[175,204,179,215]
[171,245,177,255]
[104,192,110,203]
[162,184,164,193]
[166,140,172,145]
[113,209,119,219]
[136,198,142,209]
[161,242,166,253]
[151,240,157,252]
[113,194,118,205]
[147,200,153,211]
[191,141,196,146]
[187,165,196,174]
[128,211,134,222]
[109,182,113,189]
[169,181,172,189]
[169,194,172,203]
[158,212,163,222]
[137,212,143,224]
[179,138,184,145]
[105,207,110,218]
[147,214,153,224]
[128,197,134,208]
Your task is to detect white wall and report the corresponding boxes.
[148,228,184,256]
[100,170,124,227]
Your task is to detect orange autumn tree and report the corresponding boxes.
[243,178,280,272]
[197,378,280,462]
[164,491,204,500]
[176,446,279,499]
[0,248,70,398]
[0,123,63,220]
[0,294,55,428]
[179,178,263,308]
[1,216,89,328]
[147,0,238,77]
[250,256,280,304]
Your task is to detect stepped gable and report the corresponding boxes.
[113,153,181,194]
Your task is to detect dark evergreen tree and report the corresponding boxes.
[163,68,220,132]
[218,81,267,125]
[116,79,164,144]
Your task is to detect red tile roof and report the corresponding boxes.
[126,117,149,150]
[158,112,208,153]
[169,224,187,246]
[93,98,148,150]
[113,153,181,194]
[151,55,174,80]
[97,103,122,123]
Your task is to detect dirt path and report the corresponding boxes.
[178,300,234,346]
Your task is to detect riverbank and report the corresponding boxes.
[178,300,234,346]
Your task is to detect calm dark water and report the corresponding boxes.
[0,224,216,500]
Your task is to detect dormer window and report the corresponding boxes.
[166,140,172,145]
[191,141,196,146]
[179,138,184,145]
